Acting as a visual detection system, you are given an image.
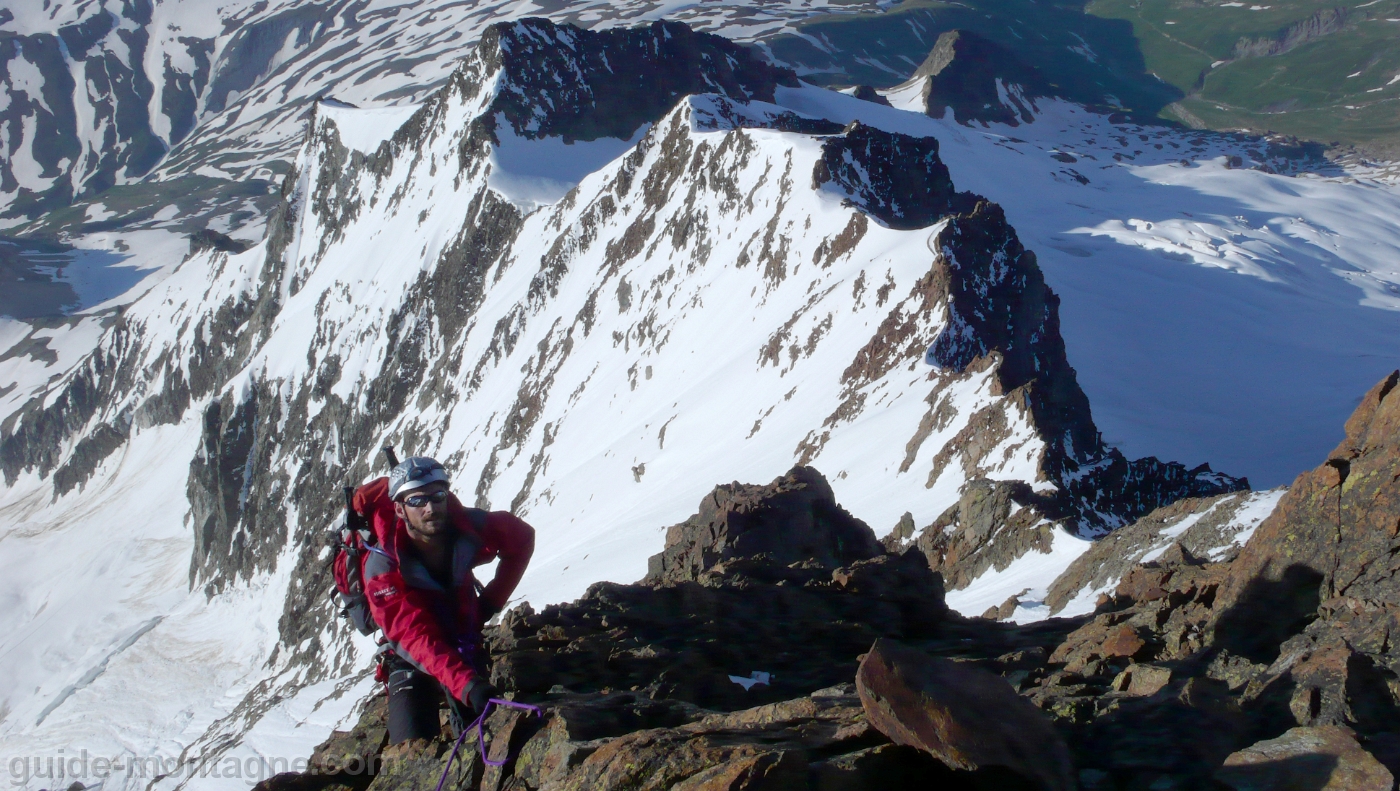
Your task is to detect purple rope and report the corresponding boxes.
[434,698,543,791]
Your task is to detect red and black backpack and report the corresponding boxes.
[332,485,380,635]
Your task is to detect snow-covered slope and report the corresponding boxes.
[0,0,898,225]
[2,14,1400,791]
[0,18,1253,786]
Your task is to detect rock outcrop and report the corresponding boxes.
[1216,725,1394,791]
[644,466,885,585]
[491,467,945,710]
[1044,488,1284,614]
[896,30,1051,125]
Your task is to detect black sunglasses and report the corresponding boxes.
[402,489,449,508]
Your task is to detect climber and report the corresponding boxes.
[354,456,535,744]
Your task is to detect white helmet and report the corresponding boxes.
[388,456,450,500]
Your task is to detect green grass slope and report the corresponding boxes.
[1089,0,1400,153]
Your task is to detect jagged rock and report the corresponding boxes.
[469,18,798,148]
[898,30,1050,125]
[189,229,254,256]
[488,551,947,710]
[1045,489,1282,614]
[855,638,1074,791]
[471,467,952,711]
[1214,370,1400,627]
[811,121,977,230]
[1210,371,1400,737]
[903,478,1054,590]
[1215,725,1394,791]
[846,85,891,107]
[915,200,1246,538]
[644,466,885,585]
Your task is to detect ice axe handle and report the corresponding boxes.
[343,486,366,532]
[382,446,399,468]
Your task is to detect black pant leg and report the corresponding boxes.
[386,662,443,744]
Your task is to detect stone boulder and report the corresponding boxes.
[855,638,1074,791]
[1215,725,1394,791]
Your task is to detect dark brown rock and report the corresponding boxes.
[1100,624,1148,659]
[855,638,1074,791]
[644,466,884,585]
[1215,725,1394,790]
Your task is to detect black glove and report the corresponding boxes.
[462,678,499,718]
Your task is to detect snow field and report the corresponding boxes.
[777,83,1400,488]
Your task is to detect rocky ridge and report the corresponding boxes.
[892,30,1051,126]
[0,17,1243,770]
[1037,487,1285,617]
[256,373,1400,791]
[0,0,897,227]
[251,465,1084,791]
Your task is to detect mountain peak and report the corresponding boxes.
[901,29,1051,126]
[473,18,799,145]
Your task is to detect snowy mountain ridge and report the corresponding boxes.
[0,0,902,226]
[0,18,1258,786]
[3,11,1400,791]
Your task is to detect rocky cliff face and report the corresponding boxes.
[886,30,1051,126]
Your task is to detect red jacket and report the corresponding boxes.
[353,478,534,698]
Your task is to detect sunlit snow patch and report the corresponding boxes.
[317,101,422,155]
[486,120,651,212]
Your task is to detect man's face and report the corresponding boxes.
[396,481,452,542]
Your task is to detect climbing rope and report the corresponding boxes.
[435,698,543,791]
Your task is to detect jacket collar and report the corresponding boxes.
[392,519,482,591]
